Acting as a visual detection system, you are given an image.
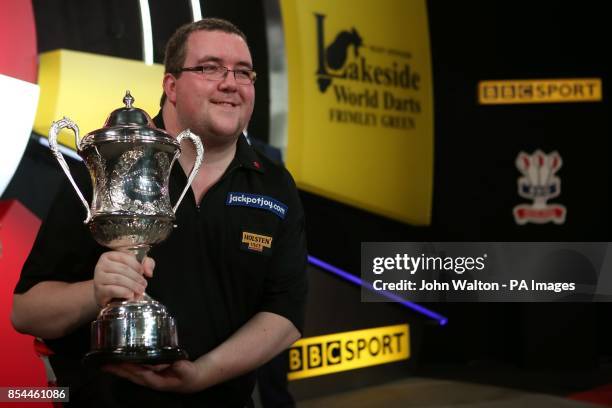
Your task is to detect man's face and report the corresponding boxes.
[168,30,255,143]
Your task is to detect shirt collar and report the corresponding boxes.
[152,110,264,174]
[235,131,265,173]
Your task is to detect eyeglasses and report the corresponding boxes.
[176,64,257,85]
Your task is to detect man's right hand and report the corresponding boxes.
[93,252,155,307]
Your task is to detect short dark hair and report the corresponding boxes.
[160,18,248,107]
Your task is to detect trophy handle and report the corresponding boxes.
[49,117,92,223]
[172,129,204,213]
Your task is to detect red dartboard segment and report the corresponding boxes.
[0,0,38,83]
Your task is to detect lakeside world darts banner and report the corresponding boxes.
[280,0,434,225]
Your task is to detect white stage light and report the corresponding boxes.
[0,74,40,196]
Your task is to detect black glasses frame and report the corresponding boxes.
[176,65,257,84]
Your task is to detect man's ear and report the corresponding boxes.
[163,73,177,105]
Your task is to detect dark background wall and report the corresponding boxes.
[3,0,612,378]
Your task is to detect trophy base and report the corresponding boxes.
[83,346,188,367]
[87,295,187,368]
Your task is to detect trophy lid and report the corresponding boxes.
[104,90,155,128]
[80,91,179,148]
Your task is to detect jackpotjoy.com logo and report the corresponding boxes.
[226,192,287,219]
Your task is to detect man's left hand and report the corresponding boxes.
[102,360,203,393]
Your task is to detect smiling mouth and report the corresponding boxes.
[212,101,238,107]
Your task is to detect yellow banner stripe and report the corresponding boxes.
[34,49,164,150]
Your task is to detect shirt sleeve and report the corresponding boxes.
[258,170,308,334]
[14,164,101,294]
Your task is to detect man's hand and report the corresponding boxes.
[103,312,298,393]
[102,360,204,393]
[93,252,155,307]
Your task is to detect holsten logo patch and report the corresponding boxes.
[242,232,273,253]
[226,192,287,219]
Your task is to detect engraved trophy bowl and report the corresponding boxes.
[48,91,204,366]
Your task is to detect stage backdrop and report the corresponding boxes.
[280,0,434,225]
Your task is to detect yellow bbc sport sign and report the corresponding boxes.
[478,78,602,105]
[288,324,410,380]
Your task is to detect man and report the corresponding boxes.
[12,18,307,407]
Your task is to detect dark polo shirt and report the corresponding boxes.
[15,113,307,407]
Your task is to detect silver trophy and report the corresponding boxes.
[48,91,203,365]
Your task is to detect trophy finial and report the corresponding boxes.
[104,90,153,127]
[123,90,134,108]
